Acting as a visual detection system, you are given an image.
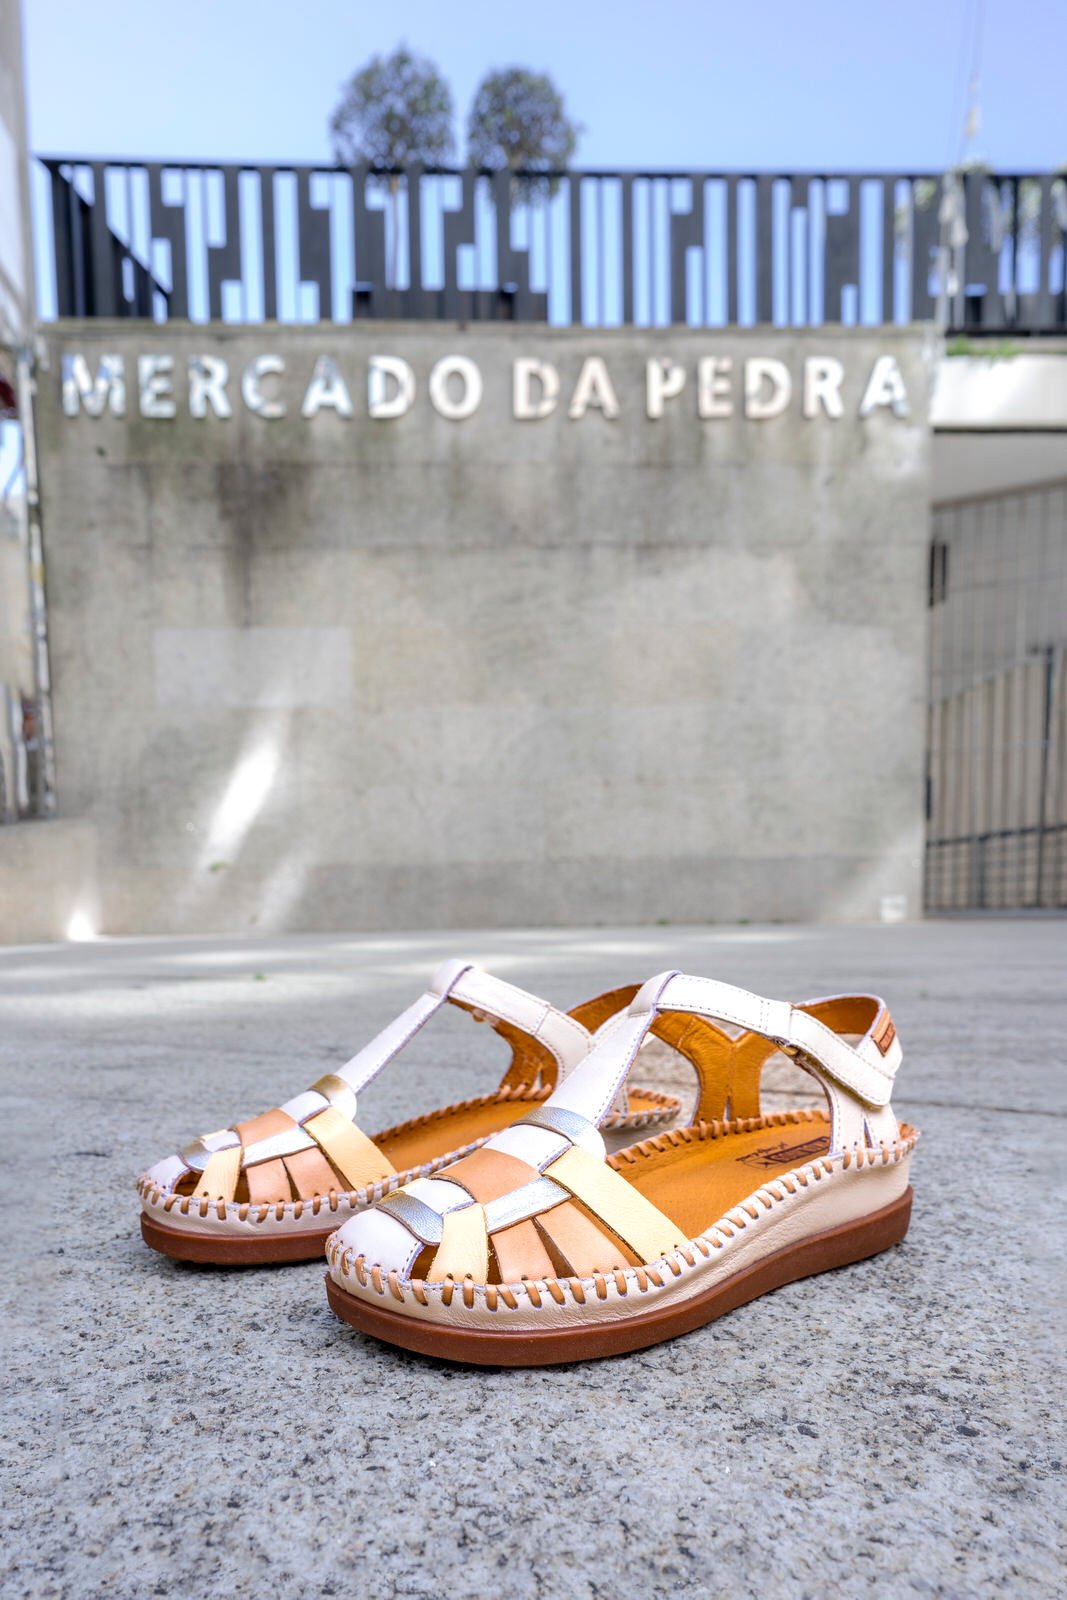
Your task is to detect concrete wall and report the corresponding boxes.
[0,818,97,942]
[0,0,33,345]
[30,322,935,934]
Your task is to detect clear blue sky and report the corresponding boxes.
[23,0,1066,171]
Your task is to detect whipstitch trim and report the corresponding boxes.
[137,1081,682,1226]
[138,1138,485,1226]
[326,1110,920,1313]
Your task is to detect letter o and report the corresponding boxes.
[429,355,483,421]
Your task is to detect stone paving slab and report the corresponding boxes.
[2,921,1064,1598]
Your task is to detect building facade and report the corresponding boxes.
[1,127,1064,937]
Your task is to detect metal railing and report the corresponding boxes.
[925,484,1067,911]
[1,349,55,825]
[35,160,1067,331]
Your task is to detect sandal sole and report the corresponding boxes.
[141,1211,333,1265]
[325,1186,913,1365]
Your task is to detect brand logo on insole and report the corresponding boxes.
[738,1137,830,1169]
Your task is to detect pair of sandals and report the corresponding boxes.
[139,960,919,1365]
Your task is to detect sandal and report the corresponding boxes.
[324,970,919,1363]
[137,960,678,1265]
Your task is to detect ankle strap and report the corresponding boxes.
[640,975,899,1106]
[546,972,902,1154]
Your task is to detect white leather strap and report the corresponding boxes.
[168,961,604,1185]
[527,970,902,1156]
[650,975,897,1109]
[524,1007,655,1132]
[787,1006,896,1106]
[446,965,592,1079]
[276,987,449,1124]
[651,975,793,1046]
[277,960,592,1127]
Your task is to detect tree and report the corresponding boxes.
[466,68,580,195]
[329,47,455,284]
[329,46,455,168]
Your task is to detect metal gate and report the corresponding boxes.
[926,480,1067,910]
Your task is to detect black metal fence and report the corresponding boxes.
[926,483,1067,912]
[36,160,1067,331]
[0,350,55,826]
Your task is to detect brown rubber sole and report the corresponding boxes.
[325,1186,913,1366]
[141,1211,333,1265]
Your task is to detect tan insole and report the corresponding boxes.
[374,1090,669,1176]
[617,1116,834,1239]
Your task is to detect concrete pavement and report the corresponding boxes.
[2,920,1064,1598]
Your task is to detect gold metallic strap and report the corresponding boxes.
[193,1145,243,1202]
[544,1146,684,1264]
[309,1074,358,1119]
[303,1107,395,1191]
[427,1203,489,1283]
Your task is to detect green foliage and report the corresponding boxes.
[329,46,455,168]
[906,162,1067,249]
[467,68,580,194]
[945,336,1023,359]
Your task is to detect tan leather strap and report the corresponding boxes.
[193,1145,242,1202]
[545,1145,684,1263]
[235,1106,296,1145]
[534,1199,633,1276]
[282,1143,341,1198]
[490,1217,556,1281]
[304,1107,396,1190]
[427,1202,489,1283]
[245,1157,290,1205]
[442,1147,537,1202]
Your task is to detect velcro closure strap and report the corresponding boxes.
[545,1146,686,1264]
[787,1008,896,1107]
[654,975,793,1041]
[304,1107,396,1190]
[656,975,894,1109]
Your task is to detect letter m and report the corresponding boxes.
[61,353,126,418]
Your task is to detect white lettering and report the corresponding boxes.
[568,356,619,420]
[859,355,910,418]
[513,357,560,420]
[188,356,232,419]
[697,357,733,419]
[61,352,125,418]
[59,347,916,427]
[803,357,845,420]
[368,355,415,419]
[242,355,286,419]
[744,357,792,420]
[646,357,686,419]
[302,355,353,419]
[138,354,175,419]
[429,355,482,421]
